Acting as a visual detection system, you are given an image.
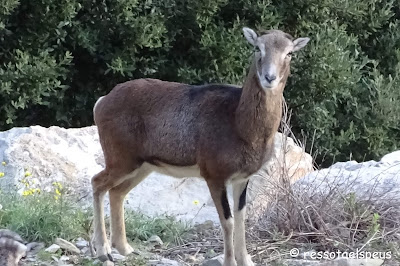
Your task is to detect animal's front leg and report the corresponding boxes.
[233,180,254,266]
[207,180,237,266]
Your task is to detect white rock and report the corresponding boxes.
[55,238,80,254]
[45,244,60,253]
[297,150,400,202]
[147,235,163,246]
[75,238,88,249]
[0,126,312,224]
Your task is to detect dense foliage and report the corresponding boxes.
[1,0,399,164]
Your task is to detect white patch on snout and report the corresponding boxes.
[267,64,277,80]
[257,70,279,90]
[257,57,282,90]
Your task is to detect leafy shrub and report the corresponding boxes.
[0,0,399,164]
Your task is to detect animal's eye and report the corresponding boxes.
[255,46,261,52]
[286,51,293,58]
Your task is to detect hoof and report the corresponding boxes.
[114,243,134,256]
[98,253,114,262]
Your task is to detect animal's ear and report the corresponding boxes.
[243,27,258,46]
[292,37,310,52]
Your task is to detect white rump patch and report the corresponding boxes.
[93,96,104,114]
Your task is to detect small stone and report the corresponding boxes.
[103,261,114,266]
[68,255,80,264]
[81,246,90,255]
[45,244,60,253]
[75,238,89,249]
[112,253,126,261]
[202,254,224,266]
[55,238,80,254]
[147,235,163,246]
[26,242,45,255]
[60,255,70,261]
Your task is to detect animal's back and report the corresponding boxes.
[94,78,243,167]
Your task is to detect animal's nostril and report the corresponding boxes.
[265,75,276,83]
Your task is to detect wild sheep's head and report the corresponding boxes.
[243,27,309,90]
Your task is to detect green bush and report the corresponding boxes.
[0,0,399,164]
[0,191,89,243]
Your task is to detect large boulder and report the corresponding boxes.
[297,151,400,201]
[0,126,312,224]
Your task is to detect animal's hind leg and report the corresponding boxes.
[91,170,114,262]
[109,165,150,255]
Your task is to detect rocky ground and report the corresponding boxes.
[3,221,398,266]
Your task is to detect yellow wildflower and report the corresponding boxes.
[0,172,5,178]
[54,195,59,200]
[1,161,5,166]
[55,188,61,196]
[22,190,32,196]
[193,200,200,205]
[24,171,32,177]
[52,182,62,189]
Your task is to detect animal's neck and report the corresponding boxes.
[235,58,287,144]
